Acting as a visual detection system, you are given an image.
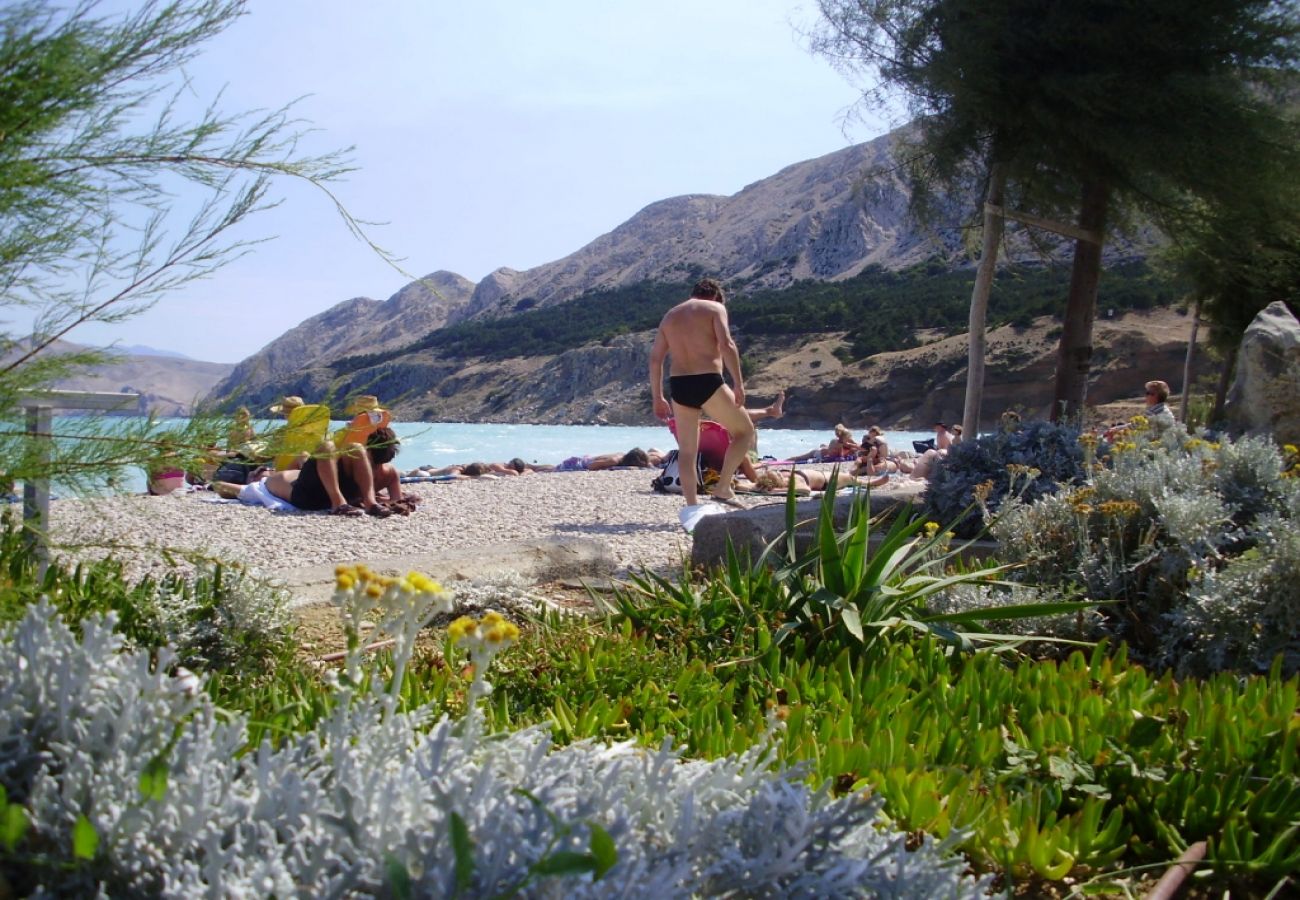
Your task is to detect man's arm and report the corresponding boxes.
[712,306,745,408]
[649,325,672,421]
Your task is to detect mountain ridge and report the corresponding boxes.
[203,126,1170,427]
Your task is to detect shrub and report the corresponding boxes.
[923,420,1089,538]
[986,429,1300,675]
[0,521,293,682]
[0,603,988,897]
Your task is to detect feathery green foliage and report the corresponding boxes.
[0,0,376,491]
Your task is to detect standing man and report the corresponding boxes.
[649,278,754,506]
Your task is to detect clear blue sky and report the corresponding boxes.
[74,0,888,363]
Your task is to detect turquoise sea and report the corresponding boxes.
[73,419,937,495]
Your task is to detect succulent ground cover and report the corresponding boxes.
[2,425,1298,897]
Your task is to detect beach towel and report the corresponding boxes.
[679,503,725,535]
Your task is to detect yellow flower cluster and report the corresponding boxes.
[449,612,521,701]
[1077,432,1099,449]
[1128,414,1150,430]
[1283,444,1300,479]
[333,564,446,598]
[1097,500,1141,519]
[449,611,520,648]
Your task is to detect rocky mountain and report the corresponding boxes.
[327,307,1187,430]
[207,270,474,405]
[459,135,929,318]
[4,339,233,416]
[206,126,1168,427]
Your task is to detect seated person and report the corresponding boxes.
[1104,379,1179,440]
[739,465,887,495]
[789,424,860,462]
[860,425,890,459]
[852,440,900,476]
[146,441,187,496]
[935,422,954,452]
[264,426,413,517]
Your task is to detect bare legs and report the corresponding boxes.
[698,388,754,503]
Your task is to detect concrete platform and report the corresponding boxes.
[690,481,928,568]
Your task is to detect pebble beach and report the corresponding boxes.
[28,466,921,594]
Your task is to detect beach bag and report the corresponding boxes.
[651,450,715,494]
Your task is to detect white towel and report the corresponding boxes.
[237,479,297,512]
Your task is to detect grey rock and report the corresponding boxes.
[1224,301,1300,445]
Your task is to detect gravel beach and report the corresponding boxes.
[31,466,921,594]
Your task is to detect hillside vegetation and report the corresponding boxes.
[332,260,1178,372]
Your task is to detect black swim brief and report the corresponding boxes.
[289,458,361,510]
[669,373,725,410]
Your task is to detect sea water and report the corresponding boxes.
[47,419,937,495]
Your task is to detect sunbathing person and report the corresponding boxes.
[264,426,412,517]
[739,465,887,495]
[894,448,942,481]
[556,448,667,471]
[789,423,860,462]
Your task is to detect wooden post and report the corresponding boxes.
[17,390,141,574]
[22,404,53,570]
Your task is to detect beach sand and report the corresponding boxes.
[32,466,922,600]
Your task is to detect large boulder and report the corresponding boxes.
[1224,301,1300,445]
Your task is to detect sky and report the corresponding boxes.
[62,1,891,363]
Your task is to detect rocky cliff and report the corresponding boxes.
[207,270,474,405]
[207,125,1167,425]
[357,307,1189,430]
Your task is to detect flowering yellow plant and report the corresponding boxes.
[449,611,521,701]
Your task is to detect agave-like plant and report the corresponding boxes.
[759,469,1094,656]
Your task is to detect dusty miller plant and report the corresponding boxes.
[986,425,1300,675]
[0,596,990,897]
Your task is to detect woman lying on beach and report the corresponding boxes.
[737,466,888,495]
[556,448,666,471]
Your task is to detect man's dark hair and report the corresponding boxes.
[618,447,650,467]
[508,457,528,473]
[366,426,399,465]
[690,277,725,302]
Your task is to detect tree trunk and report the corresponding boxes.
[1180,296,1200,423]
[1211,342,1236,424]
[962,160,1007,441]
[1051,179,1109,423]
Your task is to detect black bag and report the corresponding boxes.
[651,450,704,494]
[213,455,260,485]
[912,438,936,455]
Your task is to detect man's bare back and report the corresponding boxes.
[657,299,730,376]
